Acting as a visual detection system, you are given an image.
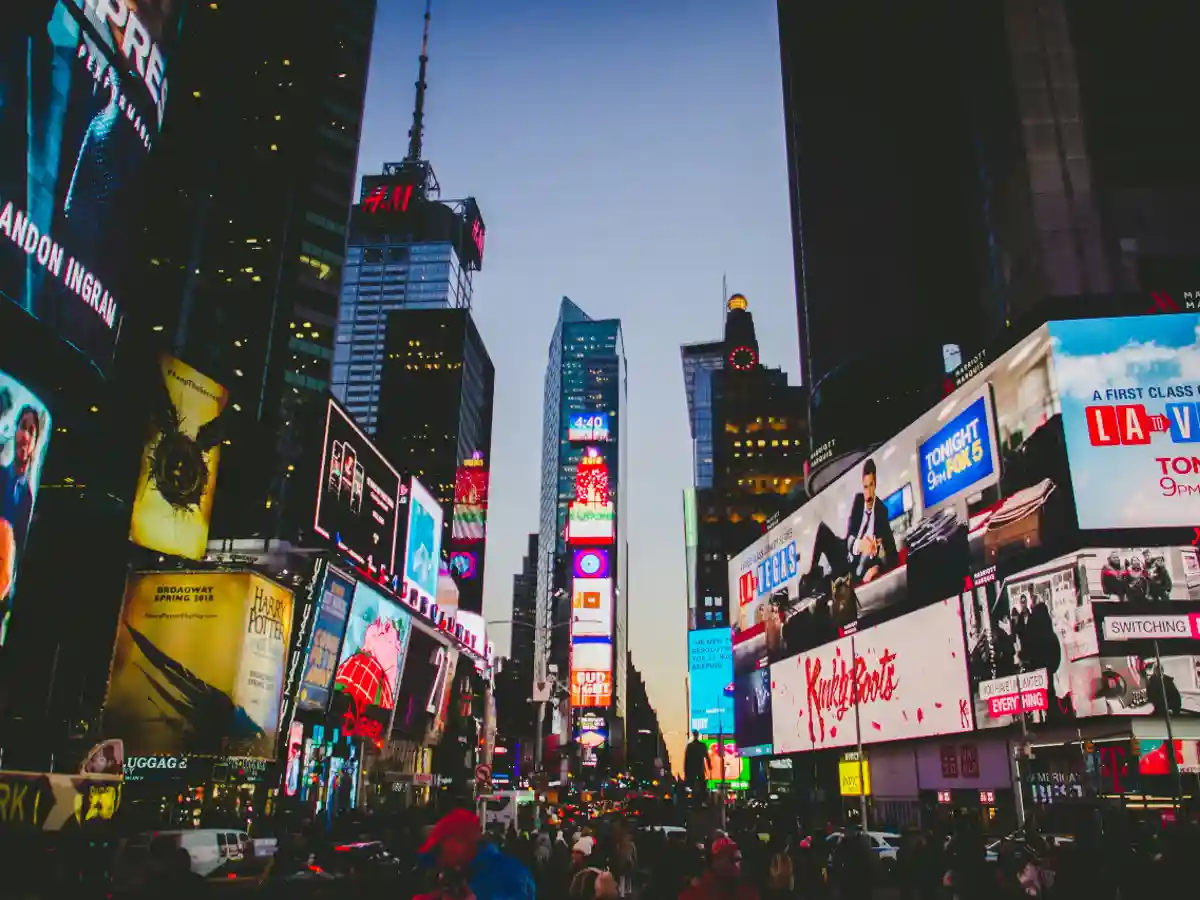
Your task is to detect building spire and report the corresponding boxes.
[406,0,433,162]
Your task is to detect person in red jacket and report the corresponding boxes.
[679,837,759,900]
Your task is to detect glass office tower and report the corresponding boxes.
[537,298,629,736]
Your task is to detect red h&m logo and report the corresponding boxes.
[1086,405,1170,446]
[363,183,414,214]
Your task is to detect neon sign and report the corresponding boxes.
[363,182,415,214]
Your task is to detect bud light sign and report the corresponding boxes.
[918,394,996,509]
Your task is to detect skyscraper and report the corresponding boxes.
[510,533,539,691]
[680,295,807,632]
[129,0,380,540]
[536,298,628,764]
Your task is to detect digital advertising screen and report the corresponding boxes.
[961,544,1200,729]
[298,566,354,712]
[392,624,447,734]
[770,597,974,754]
[571,577,613,638]
[1049,313,1200,530]
[451,460,487,543]
[729,325,1066,679]
[573,548,610,579]
[284,720,304,797]
[104,571,294,758]
[568,412,610,442]
[578,711,608,767]
[702,738,749,790]
[733,667,772,757]
[1,2,182,370]
[688,629,734,733]
[0,368,51,646]
[404,476,443,605]
[314,399,403,579]
[333,582,412,713]
[567,502,614,545]
[129,354,228,560]
[448,551,478,580]
[571,670,613,708]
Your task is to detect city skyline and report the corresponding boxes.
[358,0,800,759]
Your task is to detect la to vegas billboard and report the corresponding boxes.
[1049,313,1200,530]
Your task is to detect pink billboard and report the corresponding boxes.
[770,597,974,753]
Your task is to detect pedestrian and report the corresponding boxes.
[416,807,535,900]
[570,867,620,900]
[765,835,794,900]
[678,836,759,900]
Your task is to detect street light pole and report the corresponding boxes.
[1153,639,1183,815]
[851,634,868,830]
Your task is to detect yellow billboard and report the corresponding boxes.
[103,572,293,759]
[838,759,872,796]
[129,354,228,560]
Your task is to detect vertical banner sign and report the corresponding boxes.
[278,558,325,746]
[129,354,228,559]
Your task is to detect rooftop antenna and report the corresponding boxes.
[722,273,728,322]
[406,0,433,162]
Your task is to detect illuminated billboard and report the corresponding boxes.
[298,566,354,712]
[403,477,443,606]
[571,670,613,708]
[567,502,614,545]
[1048,313,1200,530]
[451,458,488,543]
[333,582,412,713]
[104,571,294,758]
[129,355,228,560]
[702,738,749,790]
[729,325,1061,678]
[568,412,610,442]
[314,398,403,580]
[573,548,609,579]
[962,544,1200,728]
[688,629,733,733]
[1,2,182,370]
[771,598,974,754]
[449,551,478,580]
[574,448,609,504]
[571,577,613,638]
[0,369,51,646]
[578,711,607,767]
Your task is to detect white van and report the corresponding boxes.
[126,829,253,877]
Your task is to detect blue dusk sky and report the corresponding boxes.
[357,0,799,763]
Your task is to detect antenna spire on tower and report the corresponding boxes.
[406,0,433,162]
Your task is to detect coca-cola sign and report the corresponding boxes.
[771,597,974,753]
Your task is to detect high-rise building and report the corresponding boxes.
[374,307,494,612]
[626,653,669,780]
[681,342,725,490]
[129,0,380,540]
[681,295,808,632]
[330,164,484,432]
[536,297,628,763]
[511,533,539,681]
[777,0,1200,486]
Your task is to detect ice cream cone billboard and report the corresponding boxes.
[129,355,228,560]
[103,571,294,758]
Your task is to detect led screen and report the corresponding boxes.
[771,597,974,754]
[298,566,354,712]
[451,462,488,543]
[571,577,613,638]
[571,670,612,708]
[573,548,610,579]
[962,545,1200,728]
[729,326,1063,679]
[1049,313,1200,530]
[393,625,448,734]
[702,738,749,790]
[688,629,734,733]
[449,551,478,580]
[578,712,608,767]
[568,412,610,442]
[567,501,614,545]
[404,477,443,605]
[104,572,294,758]
[1,2,181,370]
[333,582,412,713]
[0,369,51,646]
[314,399,403,580]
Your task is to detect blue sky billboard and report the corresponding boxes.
[688,628,733,734]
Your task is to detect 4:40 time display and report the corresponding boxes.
[756,543,798,598]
